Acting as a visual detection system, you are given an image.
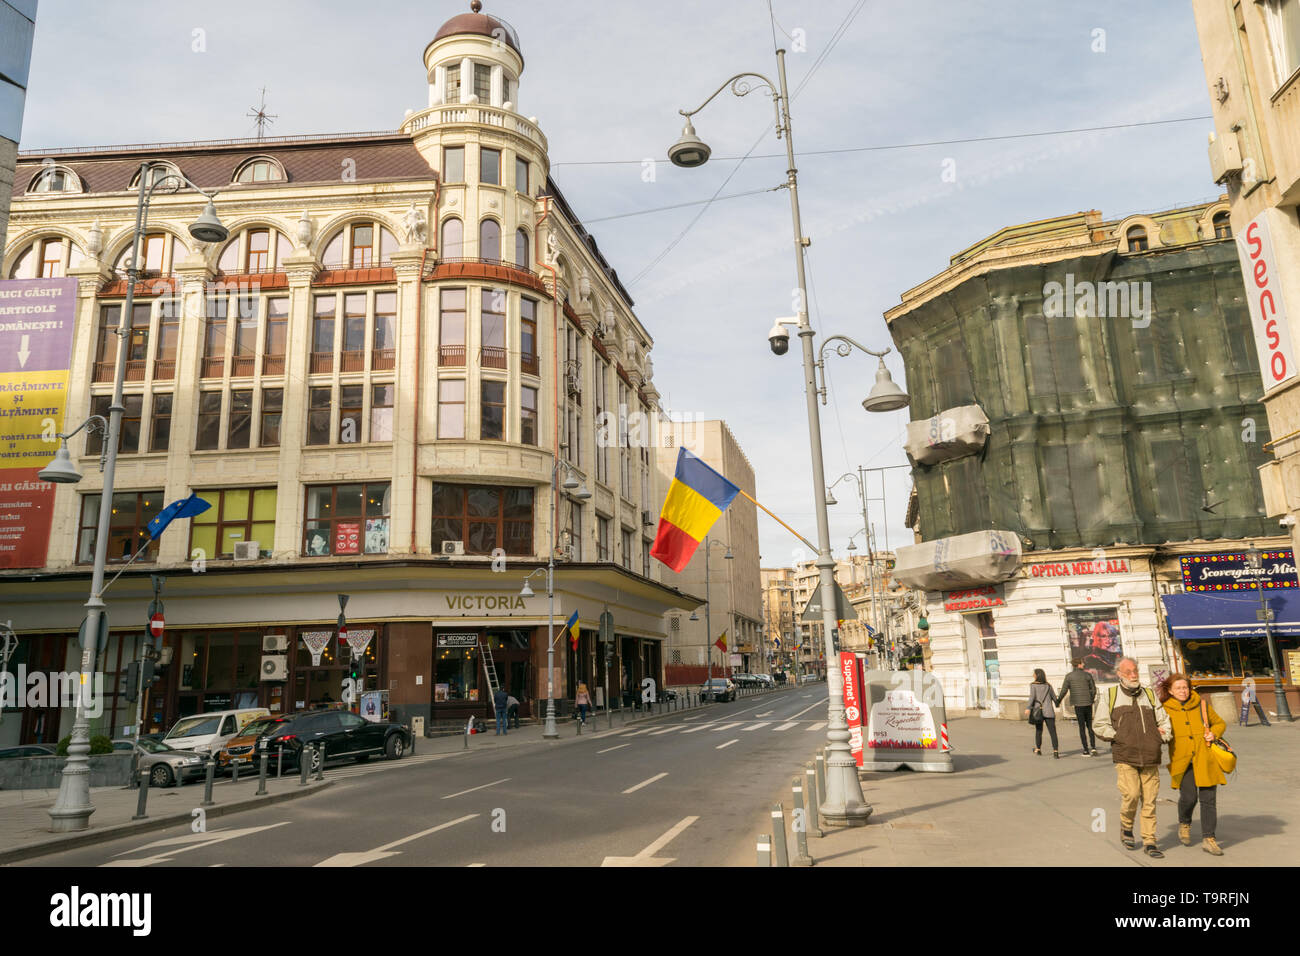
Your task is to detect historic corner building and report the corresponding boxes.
[0,6,705,746]
[886,199,1299,719]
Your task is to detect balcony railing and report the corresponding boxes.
[230,354,256,377]
[261,354,285,376]
[371,348,396,371]
[340,350,365,373]
[92,360,148,382]
[152,359,175,381]
[521,353,539,375]
[400,104,548,152]
[309,353,333,374]
[200,356,225,378]
[439,344,466,367]
[480,346,507,370]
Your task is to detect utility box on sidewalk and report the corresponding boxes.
[411,716,425,738]
[860,670,954,773]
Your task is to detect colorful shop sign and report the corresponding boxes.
[1180,550,1297,592]
[0,278,77,569]
[840,652,865,767]
[1029,558,1130,577]
[437,632,478,648]
[943,584,1006,613]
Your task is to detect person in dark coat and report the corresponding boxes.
[493,685,510,735]
[1058,657,1099,756]
[1024,668,1061,758]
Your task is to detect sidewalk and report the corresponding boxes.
[772,715,1299,867]
[0,691,724,863]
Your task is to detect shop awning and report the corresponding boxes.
[1161,592,1300,640]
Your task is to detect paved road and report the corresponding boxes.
[20,686,831,867]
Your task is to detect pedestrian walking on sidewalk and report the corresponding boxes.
[1163,674,1228,856]
[1239,681,1271,727]
[1024,669,1061,758]
[1058,658,1099,756]
[506,693,520,729]
[1094,657,1172,859]
[575,682,592,724]
[493,685,510,736]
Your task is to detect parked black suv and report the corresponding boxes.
[258,709,411,772]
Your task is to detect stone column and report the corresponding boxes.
[390,246,425,556]
[276,251,320,560]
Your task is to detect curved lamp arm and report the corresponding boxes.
[815,334,893,405]
[58,414,110,472]
[680,72,784,139]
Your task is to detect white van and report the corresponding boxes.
[162,708,270,756]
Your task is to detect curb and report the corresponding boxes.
[0,778,335,865]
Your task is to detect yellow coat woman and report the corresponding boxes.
[1161,675,1226,855]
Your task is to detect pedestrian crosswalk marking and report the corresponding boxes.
[710,722,742,732]
[680,723,717,734]
[775,722,798,731]
[648,726,684,735]
[742,722,771,732]
[807,721,827,731]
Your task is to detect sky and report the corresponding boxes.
[18,0,1222,568]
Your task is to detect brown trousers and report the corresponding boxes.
[1116,764,1160,844]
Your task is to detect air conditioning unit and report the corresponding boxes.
[260,656,288,681]
[262,634,288,653]
[565,371,581,397]
[1208,129,1243,184]
[233,540,260,561]
[558,544,575,562]
[441,540,465,556]
[641,510,654,526]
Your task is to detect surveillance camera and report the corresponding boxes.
[768,323,790,356]
[1281,514,1297,528]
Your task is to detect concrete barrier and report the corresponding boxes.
[0,753,134,791]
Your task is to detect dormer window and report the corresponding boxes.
[1125,226,1149,253]
[130,163,183,191]
[217,226,292,274]
[27,165,82,194]
[234,157,285,184]
[1212,211,1231,239]
[320,220,398,269]
[113,233,182,276]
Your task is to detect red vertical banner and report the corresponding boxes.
[0,278,77,569]
[840,651,864,767]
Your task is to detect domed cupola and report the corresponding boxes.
[424,2,525,111]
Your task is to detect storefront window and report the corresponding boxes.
[303,482,390,556]
[78,491,163,564]
[1180,639,1231,679]
[190,487,276,559]
[431,482,533,556]
[1065,607,1123,681]
[435,644,480,701]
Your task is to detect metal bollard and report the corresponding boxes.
[202,757,216,807]
[791,777,812,865]
[757,833,772,867]
[126,750,140,790]
[805,765,824,838]
[299,748,311,786]
[131,769,149,819]
[231,758,240,785]
[815,754,827,808]
[277,744,284,779]
[770,803,790,867]
[577,712,583,735]
[256,753,269,796]
[315,743,326,782]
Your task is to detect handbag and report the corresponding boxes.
[1201,698,1237,777]
[1027,684,1045,724]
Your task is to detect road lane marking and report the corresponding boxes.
[716,739,739,749]
[314,814,479,867]
[681,723,717,734]
[787,699,825,720]
[648,725,685,735]
[755,711,774,717]
[742,722,771,732]
[598,744,630,754]
[468,863,485,867]
[103,822,292,868]
[442,777,511,800]
[807,721,827,731]
[601,815,698,867]
[619,728,657,737]
[709,722,742,732]
[775,722,798,731]
[622,772,668,794]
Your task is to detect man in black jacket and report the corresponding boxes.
[1058,658,1099,756]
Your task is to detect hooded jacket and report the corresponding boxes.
[1163,690,1227,788]
[1094,681,1171,768]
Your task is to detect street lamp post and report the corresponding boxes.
[689,536,732,694]
[39,162,226,833]
[670,52,909,826]
[1245,544,1294,721]
[520,460,591,739]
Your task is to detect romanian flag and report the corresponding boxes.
[715,631,728,653]
[650,447,740,572]
[563,610,580,650]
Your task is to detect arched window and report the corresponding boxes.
[441,218,464,259]
[26,165,82,194]
[1125,226,1149,253]
[319,220,398,269]
[515,228,529,267]
[216,227,293,273]
[113,233,183,276]
[233,156,286,184]
[479,219,501,261]
[1212,211,1231,239]
[129,162,184,191]
[7,237,86,279]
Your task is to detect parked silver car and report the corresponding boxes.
[114,738,208,788]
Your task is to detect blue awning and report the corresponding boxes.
[1162,592,1300,640]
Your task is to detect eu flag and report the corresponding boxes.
[147,492,212,540]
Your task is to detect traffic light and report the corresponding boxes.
[141,660,157,686]
[124,662,141,702]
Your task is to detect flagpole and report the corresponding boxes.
[737,489,816,552]
[102,541,152,593]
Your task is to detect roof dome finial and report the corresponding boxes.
[470,1,481,11]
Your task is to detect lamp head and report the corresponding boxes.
[724,548,734,560]
[689,610,699,622]
[825,488,837,507]
[37,442,82,484]
[668,119,711,168]
[847,540,857,552]
[519,581,535,598]
[188,200,228,243]
[861,358,910,413]
[572,484,592,501]
[561,474,580,491]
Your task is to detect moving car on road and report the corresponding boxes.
[257,709,412,773]
[699,678,736,703]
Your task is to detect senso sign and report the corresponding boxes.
[1236,211,1297,391]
